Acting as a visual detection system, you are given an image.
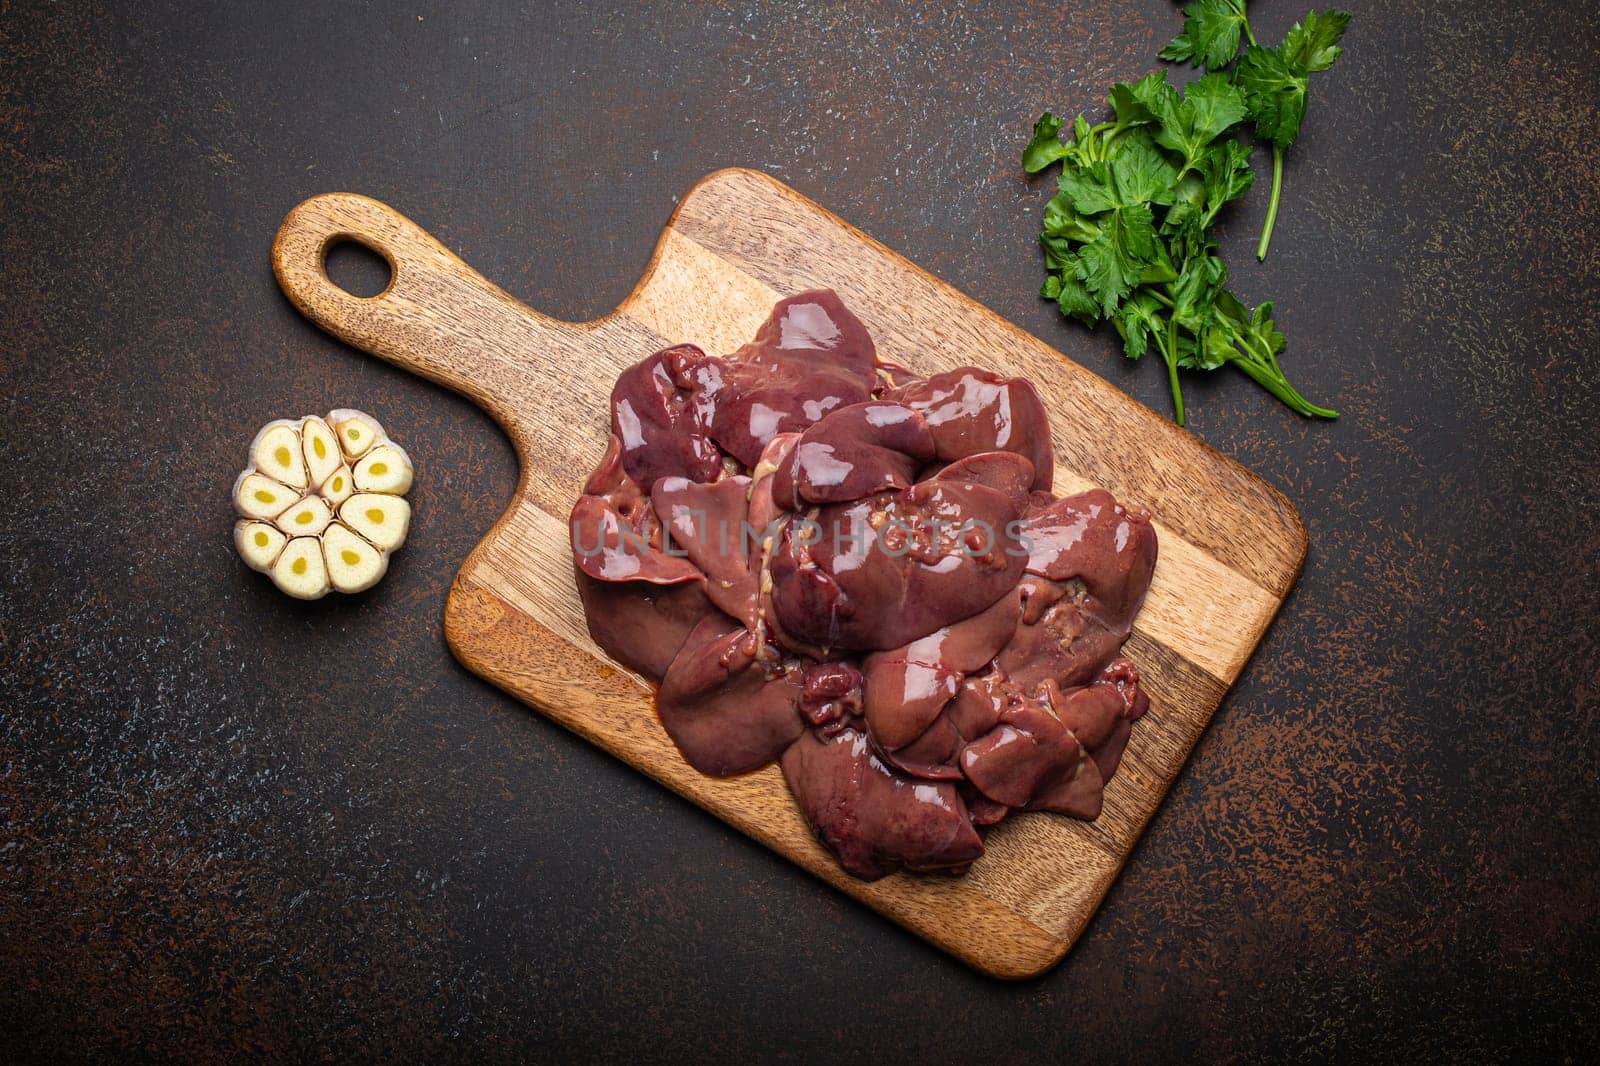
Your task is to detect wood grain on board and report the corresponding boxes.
[270,169,1305,978]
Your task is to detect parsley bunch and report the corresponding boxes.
[1161,2,1351,260]
[1021,3,1348,425]
[1024,72,1334,424]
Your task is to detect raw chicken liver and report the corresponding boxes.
[570,290,1157,880]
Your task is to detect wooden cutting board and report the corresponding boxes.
[271,169,1305,979]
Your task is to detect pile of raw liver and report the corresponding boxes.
[570,291,1157,880]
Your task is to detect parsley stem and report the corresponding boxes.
[1256,146,1284,261]
[1229,355,1338,419]
[1163,316,1186,426]
[1239,3,1259,48]
[1095,125,1126,162]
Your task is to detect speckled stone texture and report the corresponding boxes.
[2,0,1596,1060]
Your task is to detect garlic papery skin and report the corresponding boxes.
[232,409,413,599]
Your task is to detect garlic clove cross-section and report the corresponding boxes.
[231,408,413,599]
[275,495,332,537]
[302,416,343,488]
[234,520,287,573]
[320,464,354,507]
[328,409,383,461]
[272,536,331,599]
[234,472,298,520]
[339,493,411,551]
[352,443,414,495]
[251,421,309,489]
[322,521,388,593]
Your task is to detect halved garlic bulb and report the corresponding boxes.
[230,409,413,599]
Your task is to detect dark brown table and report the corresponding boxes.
[4,1,1596,1060]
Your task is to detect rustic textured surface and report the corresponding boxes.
[2,0,1596,1058]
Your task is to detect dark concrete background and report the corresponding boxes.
[3,0,1596,1061]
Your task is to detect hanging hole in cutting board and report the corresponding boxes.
[324,238,392,299]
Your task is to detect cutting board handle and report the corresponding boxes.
[271,192,576,434]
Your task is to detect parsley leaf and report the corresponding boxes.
[1283,8,1350,72]
[1114,292,1165,361]
[1235,45,1308,150]
[1059,137,1177,214]
[1022,112,1069,174]
[1056,139,1176,315]
[1107,82,1155,131]
[1199,139,1255,207]
[1075,201,1159,316]
[1152,73,1247,174]
[1045,272,1101,326]
[1109,136,1181,205]
[1159,0,1251,71]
